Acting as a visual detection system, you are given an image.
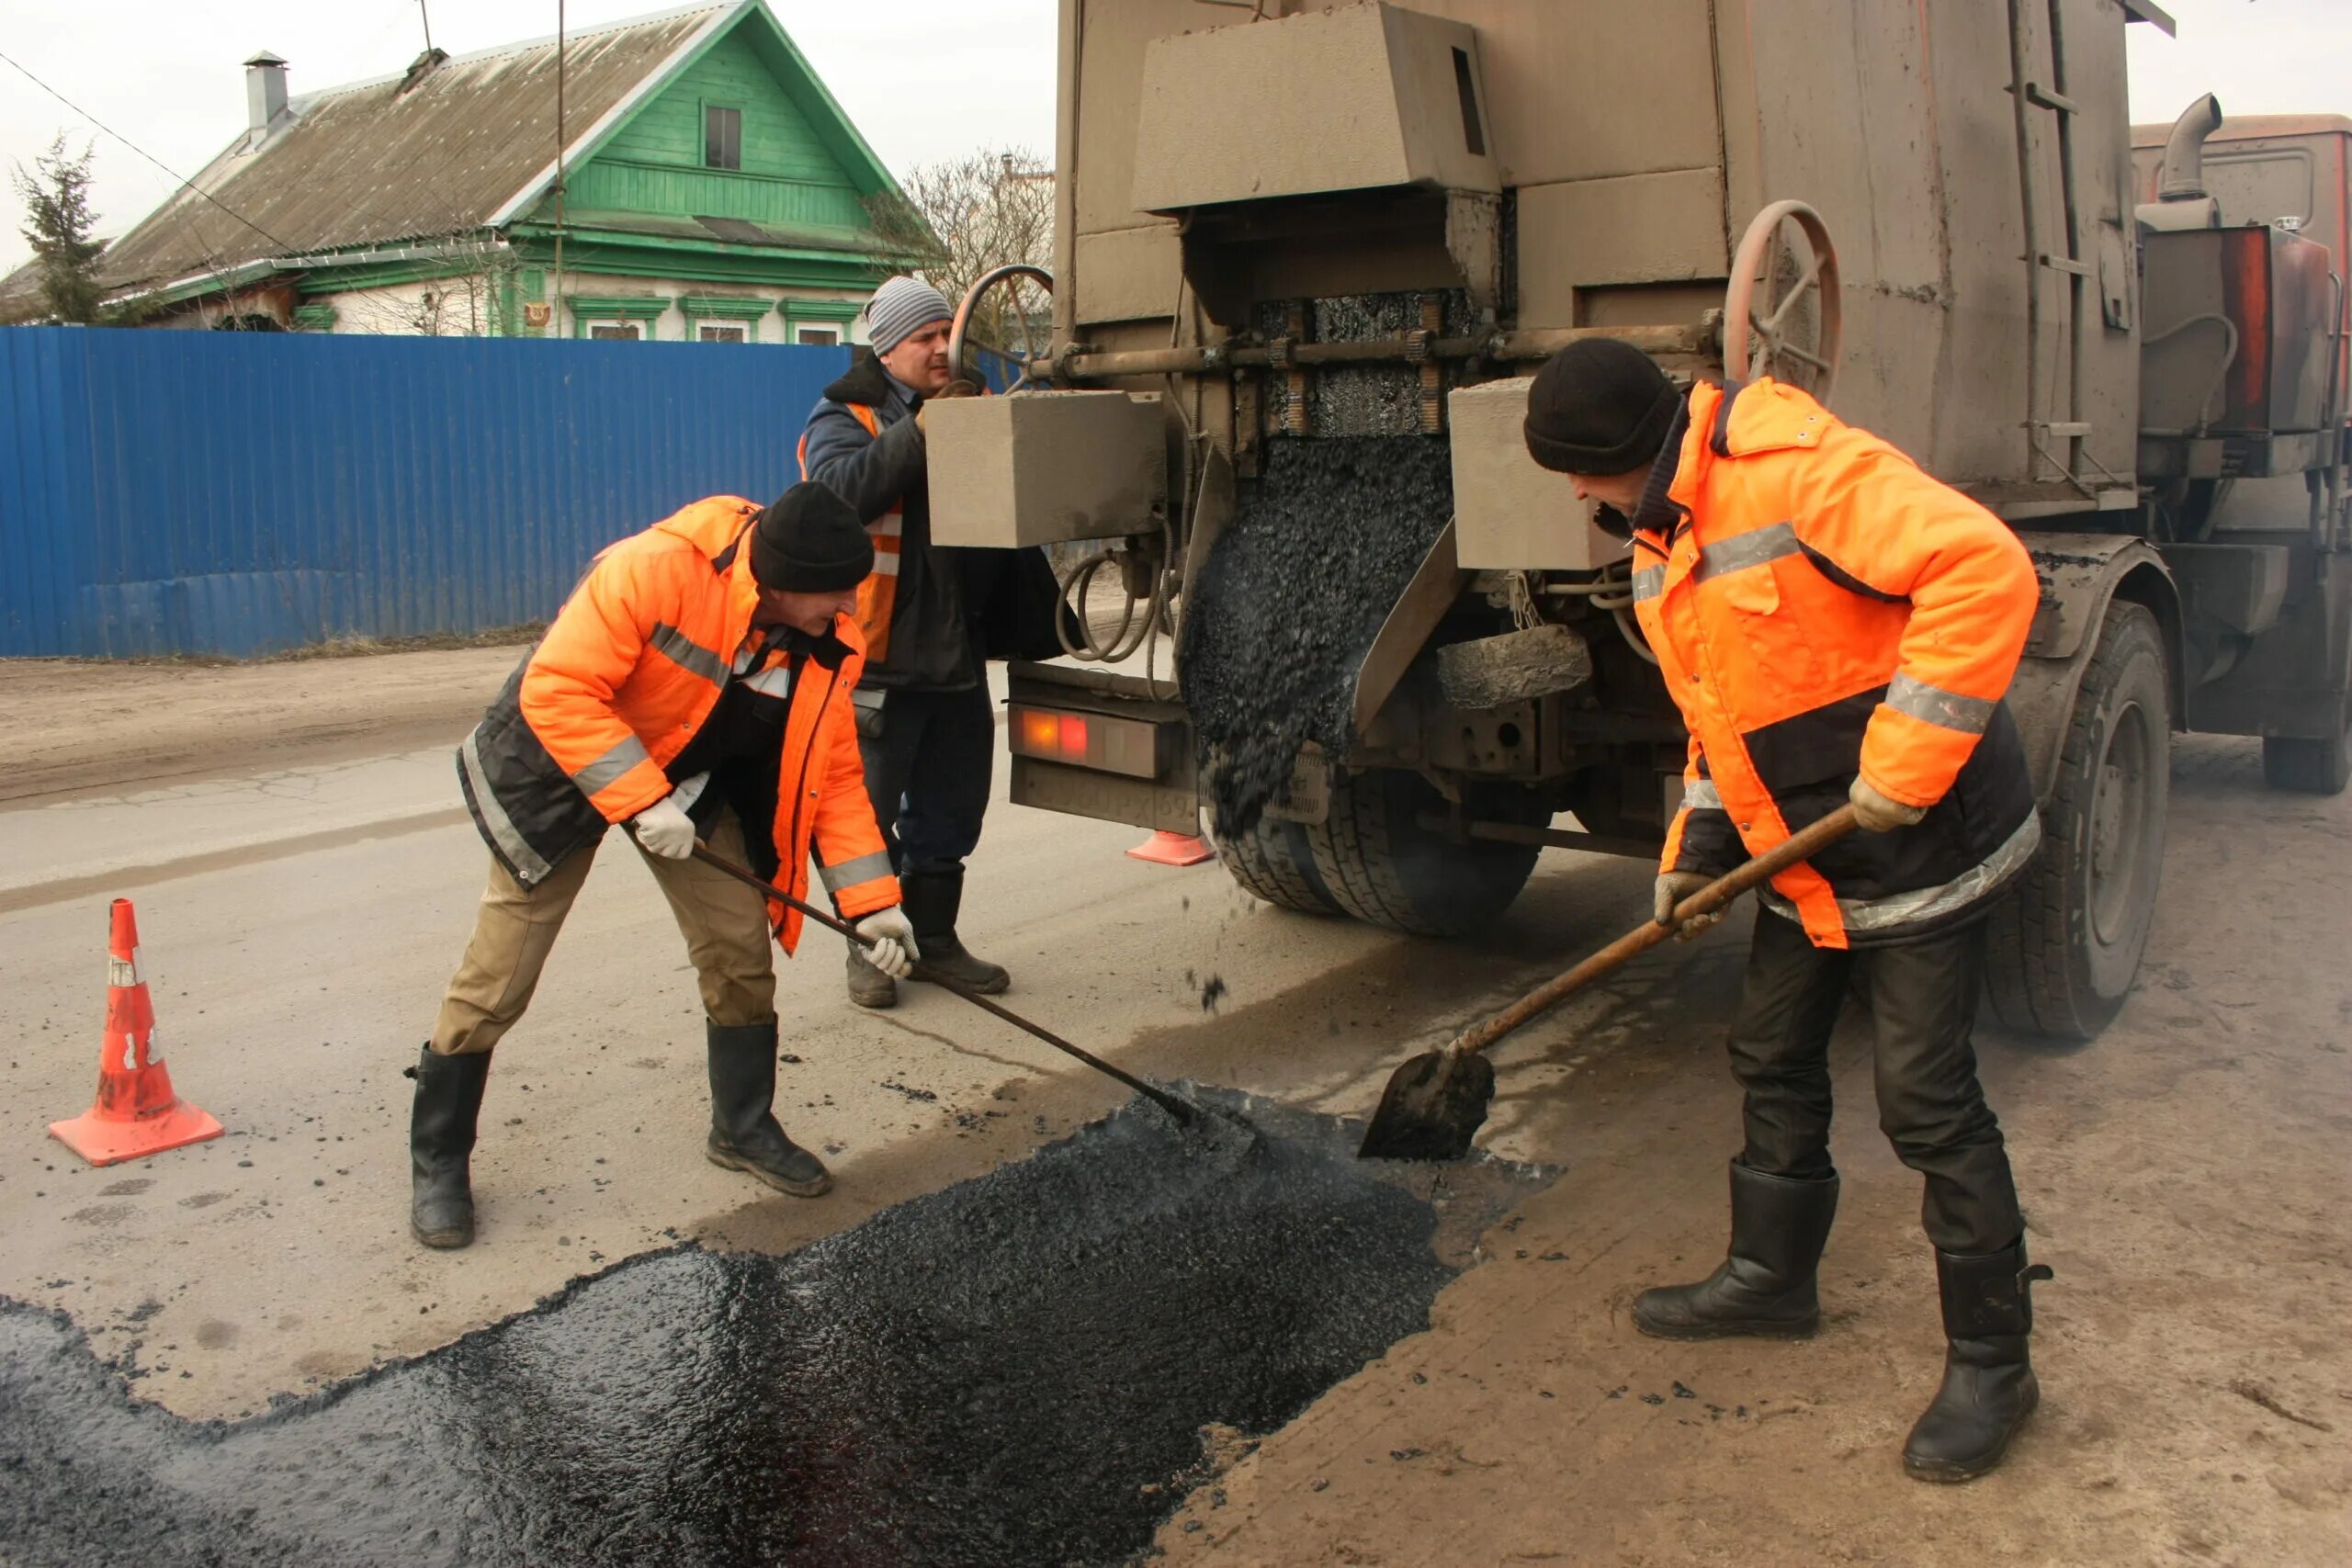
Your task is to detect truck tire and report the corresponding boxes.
[2260,725,2351,795]
[1216,815,1344,917]
[1986,602,2169,1040]
[1303,769,1544,938]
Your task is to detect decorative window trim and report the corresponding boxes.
[679,294,774,320]
[681,294,768,344]
[782,298,860,344]
[567,293,670,340]
[779,299,859,323]
[291,303,338,333]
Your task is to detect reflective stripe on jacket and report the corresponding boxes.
[455,495,899,951]
[797,401,903,666]
[1638,378,2041,949]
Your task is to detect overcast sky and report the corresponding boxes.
[0,0,2345,276]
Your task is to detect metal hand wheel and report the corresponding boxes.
[948,264,1054,391]
[1723,200,1841,402]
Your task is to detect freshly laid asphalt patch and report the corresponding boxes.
[0,1091,1543,1567]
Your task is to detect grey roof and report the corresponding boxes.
[90,4,737,294]
[0,257,43,325]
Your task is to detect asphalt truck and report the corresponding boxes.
[919,0,2351,1040]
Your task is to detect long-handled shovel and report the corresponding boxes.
[688,843,1195,1125]
[1358,806,1860,1161]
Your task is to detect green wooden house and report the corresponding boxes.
[45,2,914,343]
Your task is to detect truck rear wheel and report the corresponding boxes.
[1216,770,1544,935]
[1216,815,1344,917]
[2260,724,2350,795]
[1986,602,2170,1040]
[1303,769,1544,938]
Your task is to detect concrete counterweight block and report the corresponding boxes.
[926,391,1168,549]
[1448,377,1635,572]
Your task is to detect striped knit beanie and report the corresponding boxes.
[865,276,954,355]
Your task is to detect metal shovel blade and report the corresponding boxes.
[1356,1047,1496,1162]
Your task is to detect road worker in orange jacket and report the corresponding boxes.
[1524,339,2049,1483]
[408,483,918,1249]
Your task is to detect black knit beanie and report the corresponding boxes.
[1522,339,1680,476]
[751,482,874,592]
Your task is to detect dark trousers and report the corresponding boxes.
[861,683,995,878]
[1727,910,2023,1254]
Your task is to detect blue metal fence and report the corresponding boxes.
[0,327,860,658]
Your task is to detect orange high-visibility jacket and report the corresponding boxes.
[456,497,899,951]
[797,402,903,666]
[1634,378,2042,949]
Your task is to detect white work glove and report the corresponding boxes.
[1653,870,1724,942]
[1849,776,1928,833]
[627,795,697,860]
[854,907,921,979]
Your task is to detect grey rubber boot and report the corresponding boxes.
[1633,1161,1840,1339]
[704,1020,832,1198]
[844,938,898,1010]
[406,1044,491,1249]
[1902,1240,2052,1483]
[900,870,1010,995]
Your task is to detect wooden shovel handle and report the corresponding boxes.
[1447,805,1860,1059]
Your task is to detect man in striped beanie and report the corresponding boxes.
[798,276,1068,1009]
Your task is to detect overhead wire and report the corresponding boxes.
[0,45,300,258]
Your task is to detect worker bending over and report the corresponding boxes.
[408,484,918,1249]
[799,276,1066,1010]
[1524,341,2049,1483]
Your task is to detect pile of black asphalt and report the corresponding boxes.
[0,1090,1543,1568]
[1180,434,1454,837]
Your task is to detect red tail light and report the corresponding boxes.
[1006,705,1166,779]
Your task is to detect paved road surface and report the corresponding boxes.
[0,649,2343,1564]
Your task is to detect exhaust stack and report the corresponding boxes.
[2159,93,2223,202]
[2139,94,2223,232]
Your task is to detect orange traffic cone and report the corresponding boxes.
[49,898,223,1167]
[1127,829,1214,867]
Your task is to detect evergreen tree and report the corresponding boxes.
[12,134,108,324]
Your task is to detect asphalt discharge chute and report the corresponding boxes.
[1179,434,1453,837]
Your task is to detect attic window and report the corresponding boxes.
[705,106,742,171]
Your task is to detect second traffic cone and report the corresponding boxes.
[1127,829,1214,867]
[49,898,223,1168]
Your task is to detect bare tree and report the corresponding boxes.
[865,146,1054,351]
[333,231,523,337]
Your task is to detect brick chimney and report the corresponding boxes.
[244,51,289,147]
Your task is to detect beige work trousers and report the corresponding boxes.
[429,809,776,1055]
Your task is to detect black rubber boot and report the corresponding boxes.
[1903,1240,2052,1483]
[1634,1161,1840,1339]
[900,870,1010,995]
[406,1044,491,1249]
[704,1020,832,1198]
[844,939,898,1010]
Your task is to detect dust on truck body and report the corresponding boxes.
[922,0,2351,1039]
